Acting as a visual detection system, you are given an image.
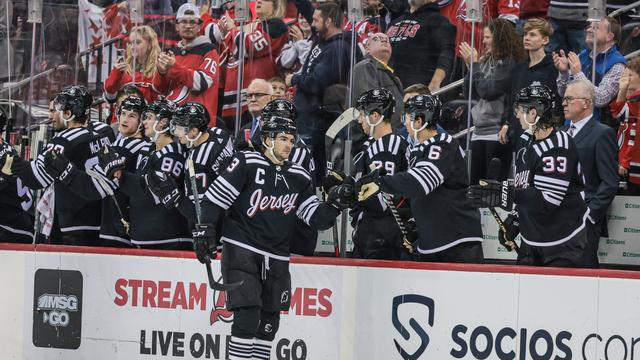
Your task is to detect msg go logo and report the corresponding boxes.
[392,294,435,360]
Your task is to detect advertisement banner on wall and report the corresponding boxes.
[1,247,640,360]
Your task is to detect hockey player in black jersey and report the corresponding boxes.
[0,142,34,243]
[356,94,484,263]
[350,88,410,259]
[255,99,318,255]
[2,85,113,245]
[468,84,588,267]
[193,116,354,360]
[101,99,192,249]
[144,102,234,224]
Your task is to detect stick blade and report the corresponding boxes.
[205,261,243,291]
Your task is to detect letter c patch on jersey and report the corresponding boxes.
[255,168,265,185]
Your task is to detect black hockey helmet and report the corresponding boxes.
[53,85,93,122]
[356,88,395,120]
[172,102,210,132]
[118,96,147,116]
[262,99,297,121]
[145,99,176,122]
[261,116,297,138]
[513,83,555,125]
[404,94,442,129]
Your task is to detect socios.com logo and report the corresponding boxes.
[391,294,435,360]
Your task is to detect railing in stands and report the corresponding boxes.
[610,0,640,17]
[74,35,124,91]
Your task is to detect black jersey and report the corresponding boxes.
[99,137,152,246]
[120,141,191,246]
[513,130,589,246]
[0,144,33,242]
[353,133,409,216]
[18,126,112,235]
[184,128,234,202]
[379,133,483,254]
[202,151,339,260]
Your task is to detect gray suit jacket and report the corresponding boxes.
[565,117,618,222]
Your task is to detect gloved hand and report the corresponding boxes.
[403,218,418,254]
[322,170,347,193]
[499,213,520,252]
[192,223,217,264]
[0,143,19,181]
[467,179,514,211]
[144,170,182,208]
[43,150,76,185]
[327,183,356,210]
[355,169,381,201]
[98,145,126,179]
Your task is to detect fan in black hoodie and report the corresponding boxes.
[501,19,560,144]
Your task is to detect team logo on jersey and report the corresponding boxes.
[210,279,234,325]
[391,294,435,360]
[281,291,289,304]
[247,189,298,217]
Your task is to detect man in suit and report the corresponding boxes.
[562,79,618,268]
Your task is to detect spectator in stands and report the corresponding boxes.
[440,0,520,57]
[269,77,288,99]
[104,26,162,105]
[502,18,559,144]
[516,0,550,35]
[218,0,289,130]
[153,3,220,127]
[351,32,403,130]
[107,84,144,126]
[554,16,626,126]
[562,79,618,268]
[387,0,455,93]
[278,12,313,74]
[460,19,525,184]
[546,0,587,54]
[286,2,351,179]
[245,79,274,138]
[343,0,386,56]
[611,57,640,196]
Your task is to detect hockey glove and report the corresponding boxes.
[355,169,380,201]
[0,144,18,181]
[322,170,347,193]
[43,150,77,185]
[98,146,126,179]
[499,213,520,252]
[144,170,182,209]
[467,179,514,211]
[327,183,356,210]
[192,223,217,263]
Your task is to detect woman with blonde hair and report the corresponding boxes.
[105,25,162,107]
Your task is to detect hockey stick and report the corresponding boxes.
[85,166,130,235]
[187,159,243,292]
[366,164,416,254]
[324,107,359,172]
[324,108,359,256]
[482,158,519,253]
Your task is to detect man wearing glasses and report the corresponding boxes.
[351,33,404,131]
[153,3,221,128]
[561,79,617,268]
